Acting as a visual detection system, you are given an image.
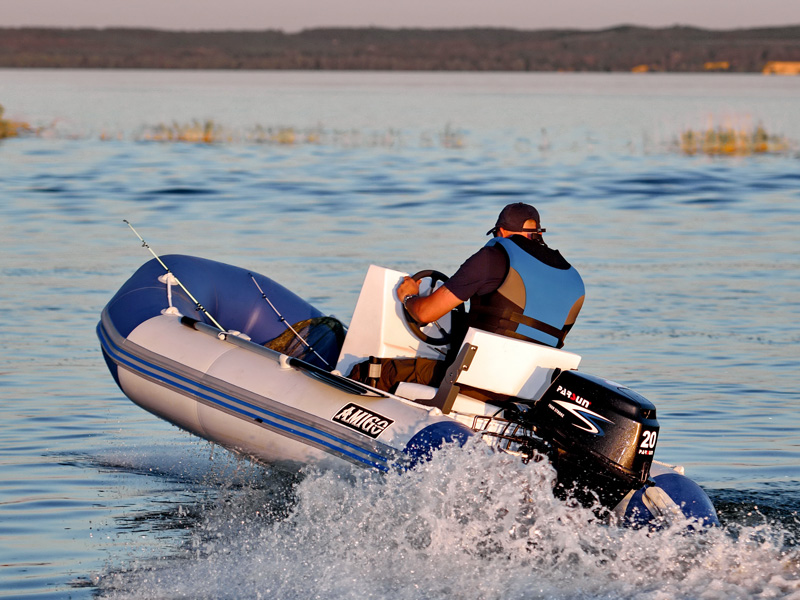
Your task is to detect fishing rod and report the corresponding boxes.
[123,220,225,332]
[248,273,331,368]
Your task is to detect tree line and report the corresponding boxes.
[1,25,798,72]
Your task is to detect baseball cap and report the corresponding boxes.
[486,202,546,235]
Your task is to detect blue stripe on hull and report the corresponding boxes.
[97,321,394,471]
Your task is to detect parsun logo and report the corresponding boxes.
[552,386,613,436]
[556,385,591,408]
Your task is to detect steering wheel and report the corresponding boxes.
[402,269,466,346]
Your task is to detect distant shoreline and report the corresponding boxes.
[1,26,799,72]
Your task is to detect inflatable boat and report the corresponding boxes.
[97,254,718,528]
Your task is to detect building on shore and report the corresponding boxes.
[762,61,800,75]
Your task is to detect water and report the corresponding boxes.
[1,70,799,598]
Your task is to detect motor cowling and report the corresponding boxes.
[530,370,660,509]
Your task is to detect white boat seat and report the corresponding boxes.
[411,328,581,414]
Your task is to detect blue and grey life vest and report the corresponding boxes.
[468,236,585,348]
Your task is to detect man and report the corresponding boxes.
[351,202,584,393]
[397,202,584,349]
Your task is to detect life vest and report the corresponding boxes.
[468,236,585,348]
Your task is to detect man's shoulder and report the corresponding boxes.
[465,243,509,270]
[444,244,509,301]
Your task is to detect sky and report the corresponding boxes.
[3,0,800,31]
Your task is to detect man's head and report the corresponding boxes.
[487,202,546,238]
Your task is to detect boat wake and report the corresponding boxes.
[95,440,800,600]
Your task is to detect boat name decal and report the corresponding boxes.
[333,403,394,439]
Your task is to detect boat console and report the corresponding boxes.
[335,265,581,412]
[335,265,448,377]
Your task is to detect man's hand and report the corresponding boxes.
[396,276,420,301]
[397,275,462,324]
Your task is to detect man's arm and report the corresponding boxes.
[396,246,506,324]
[396,276,463,324]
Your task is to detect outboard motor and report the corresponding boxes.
[527,370,660,510]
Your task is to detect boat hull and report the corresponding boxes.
[99,307,471,473]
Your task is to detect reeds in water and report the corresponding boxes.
[134,120,464,149]
[0,104,34,139]
[139,120,232,144]
[679,123,791,156]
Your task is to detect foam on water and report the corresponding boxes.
[95,440,800,600]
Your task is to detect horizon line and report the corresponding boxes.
[4,23,800,34]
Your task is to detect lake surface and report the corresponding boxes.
[1,70,799,599]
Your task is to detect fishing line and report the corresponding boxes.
[123,220,225,332]
[248,273,331,368]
